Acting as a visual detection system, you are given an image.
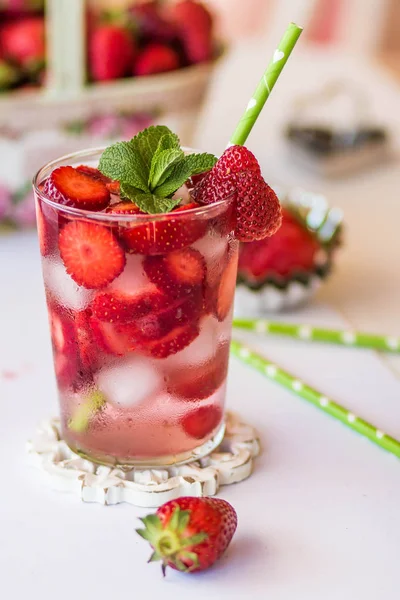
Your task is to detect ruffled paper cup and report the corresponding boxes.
[235,188,343,314]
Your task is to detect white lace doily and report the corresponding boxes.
[27,412,260,508]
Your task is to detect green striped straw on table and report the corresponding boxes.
[230,339,400,459]
[233,318,400,353]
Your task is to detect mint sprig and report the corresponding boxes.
[98,126,217,214]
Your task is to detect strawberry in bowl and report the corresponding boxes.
[235,192,343,313]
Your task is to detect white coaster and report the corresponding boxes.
[27,412,260,508]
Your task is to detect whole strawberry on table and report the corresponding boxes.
[136,496,238,574]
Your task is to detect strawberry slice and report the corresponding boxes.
[141,322,199,359]
[120,202,207,255]
[169,344,229,401]
[47,302,80,389]
[90,291,201,357]
[181,405,223,439]
[106,181,121,195]
[44,166,111,211]
[90,318,138,356]
[76,165,111,184]
[133,293,202,343]
[36,199,59,258]
[214,250,238,321]
[74,310,98,371]
[91,288,170,323]
[59,221,126,289]
[106,201,141,215]
[144,247,206,296]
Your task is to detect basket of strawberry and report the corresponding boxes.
[0,1,222,126]
[0,0,223,230]
[235,190,343,313]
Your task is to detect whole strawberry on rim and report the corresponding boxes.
[193,145,282,242]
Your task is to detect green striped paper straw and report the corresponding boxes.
[229,22,303,146]
[230,339,400,459]
[233,318,400,354]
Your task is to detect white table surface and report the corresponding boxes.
[1,44,400,599]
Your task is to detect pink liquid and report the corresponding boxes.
[36,181,238,466]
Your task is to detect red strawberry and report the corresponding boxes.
[170,0,214,64]
[194,146,282,242]
[105,201,140,215]
[36,198,59,258]
[135,292,202,341]
[189,171,210,188]
[0,17,45,67]
[75,165,111,184]
[214,250,238,321]
[133,43,180,76]
[47,302,80,389]
[44,166,111,211]
[90,291,201,356]
[238,207,321,281]
[91,288,170,324]
[106,181,121,196]
[59,221,126,289]
[144,247,206,297]
[137,496,237,574]
[89,318,136,356]
[129,2,177,43]
[181,404,223,439]
[169,344,229,401]
[120,203,206,255]
[142,322,199,359]
[217,145,261,177]
[234,173,282,242]
[89,25,136,82]
[74,310,98,371]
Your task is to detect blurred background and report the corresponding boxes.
[1,0,400,366]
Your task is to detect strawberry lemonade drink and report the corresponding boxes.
[34,126,281,466]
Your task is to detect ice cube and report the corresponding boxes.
[164,315,220,370]
[43,258,93,310]
[95,357,163,408]
[172,184,191,204]
[109,254,149,294]
[192,233,228,266]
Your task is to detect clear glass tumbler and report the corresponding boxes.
[33,148,239,467]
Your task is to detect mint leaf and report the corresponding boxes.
[68,389,107,433]
[130,126,180,173]
[155,153,217,198]
[99,142,148,192]
[99,125,217,214]
[156,132,181,153]
[184,153,217,175]
[149,148,184,190]
[121,183,181,214]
